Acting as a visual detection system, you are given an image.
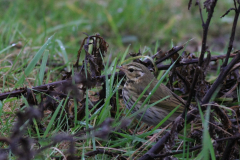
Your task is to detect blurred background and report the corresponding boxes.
[0,0,239,62]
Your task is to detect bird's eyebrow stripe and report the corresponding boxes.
[128,65,143,71]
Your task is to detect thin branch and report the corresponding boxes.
[138,109,199,160]
[234,0,237,9]
[188,0,193,10]
[84,149,127,159]
[197,1,205,26]
[74,37,87,69]
[182,66,200,112]
[199,0,218,65]
[157,53,237,70]
[154,45,184,64]
[149,133,240,158]
[221,4,240,68]
[220,8,235,18]
[150,145,202,158]
[138,132,171,160]
[182,0,218,118]
[220,139,236,160]
[203,51,240,103]
[0,72,125,101]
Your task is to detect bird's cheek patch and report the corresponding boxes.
[133,72,144,83]
[139,72,145,77]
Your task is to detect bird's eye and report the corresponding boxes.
[128,68,134,72]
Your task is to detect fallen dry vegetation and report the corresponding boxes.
[1,0,240,159]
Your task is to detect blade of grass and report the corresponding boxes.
[33,119,40,138]
[39,50,49,85]
[57,94,69,127]
[0,101,3,117]
[5,42,25,76]
[98,57,124,124]
[0,44,16,55]
[36,19,88,42]
[154,40,159,55]
[85,90,90,144]
[43,99,63,138]
[55,39,70,71]
[2,75,5,92]
[197,102,216,160]
[10,23,19,43]
[182,110,187,159]
[120,44,131,64]
[15,35,54,88]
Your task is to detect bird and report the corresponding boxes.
[118,62,185,126]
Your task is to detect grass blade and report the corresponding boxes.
[15,35,54,88]
[43,99,63,138]
[55,39,70,71]
[39,50,49,85]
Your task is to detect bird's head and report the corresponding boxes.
[117,62,154,83]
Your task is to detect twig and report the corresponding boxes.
[149,145,202,158]
[154,45,184,64]
[131,123,172,159]
[220,8,235,18]
[182,0,218,117]
[234,0,237,10]
[84,149,127,160]
[148,133,240,158]
[188,0,193,10]
[75,37,87,69]
[0,72,125,101]
[157,53,237,70]
[196,1,205,27]
[0,88,27,100]
[220,139,235,160]
[138,109,199,160]
[199,0,218,64]
[221,83,238,98]
[221,4,240,68]
[202,51,240,103]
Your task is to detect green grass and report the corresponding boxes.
[0,0,238,159]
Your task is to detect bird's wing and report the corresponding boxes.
[136,83,185,113]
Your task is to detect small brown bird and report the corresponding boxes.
[118,62,185,126]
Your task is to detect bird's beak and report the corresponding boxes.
[117,65,127,72]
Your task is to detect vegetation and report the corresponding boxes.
[0,0,240,159]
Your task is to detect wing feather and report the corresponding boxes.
[134,82,185,113]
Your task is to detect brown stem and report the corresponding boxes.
[148,133,240,159]
[202,52,240,103]
[222,4,240,68]
[157,53,237,70]
[154,45,184,64]
[182,0,218,118]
